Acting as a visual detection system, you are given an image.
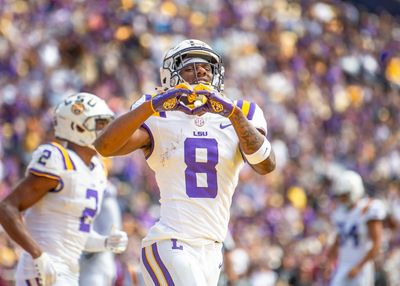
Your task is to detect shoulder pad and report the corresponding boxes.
[27,142,76,179]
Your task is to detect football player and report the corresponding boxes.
[0,93,128,286]
[79,182,122,286]
[94,39,276,285]
[325,170,386,286]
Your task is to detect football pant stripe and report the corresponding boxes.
[146,244,168,286]
[51,142,76,170]
[152,243,175,286]
[142,247,161,286]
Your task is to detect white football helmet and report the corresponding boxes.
[160,39,224,91]
[54,92,114,147]
[333,170,365,203]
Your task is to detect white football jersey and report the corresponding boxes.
[132,95,267,245]
[16,142,107,279]
[331,198,386,267]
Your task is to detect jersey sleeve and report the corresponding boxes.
[27,144,73,180]
[234,100,268,135]
[365,199,387,221]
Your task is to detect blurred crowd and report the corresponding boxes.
[1,0,400,285]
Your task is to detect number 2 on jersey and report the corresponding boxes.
[184,138,218,198]
[79,189,98,232]
[38,150,52,165]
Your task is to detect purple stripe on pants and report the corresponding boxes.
[152,243,175,286]
[141,247,161,286]
[25,280,31,286]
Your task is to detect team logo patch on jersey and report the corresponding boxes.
[194,117,205,127]
[71,102,85,115]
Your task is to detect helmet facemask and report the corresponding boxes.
[160,39,225,91]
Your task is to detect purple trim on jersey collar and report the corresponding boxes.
[141,248,161,286]
[152,243,175,286]
[141,123,154,160]
[247,102,256,120]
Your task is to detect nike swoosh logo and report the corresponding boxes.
[219,123,232,129]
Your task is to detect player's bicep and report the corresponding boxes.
[110,127,151,156]
[5,173,59,211]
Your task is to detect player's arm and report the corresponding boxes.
[95,87,193,157]
[94,101,154,157]
[0,173,58,258]
[192,88,275,175]
[84,229,128,254]
[229,107,275,175]
[325,234,339,267]
[348,219,383,278]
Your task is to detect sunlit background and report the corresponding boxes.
[0,0,399,285]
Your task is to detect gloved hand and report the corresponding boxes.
[150,87,193,114]
[192,88,235,117]
[33,252,57,286]
[105,229,128,254]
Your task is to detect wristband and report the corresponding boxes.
[244,137,271,165]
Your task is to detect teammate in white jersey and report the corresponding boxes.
[79,182,123,286]
[0,93,128,286]
[325,170,386,286]
[94,39,276,286]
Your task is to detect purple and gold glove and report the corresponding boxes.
[192,88,235,117]
[150,87,193,114]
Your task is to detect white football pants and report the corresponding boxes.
[140,239,223,286]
